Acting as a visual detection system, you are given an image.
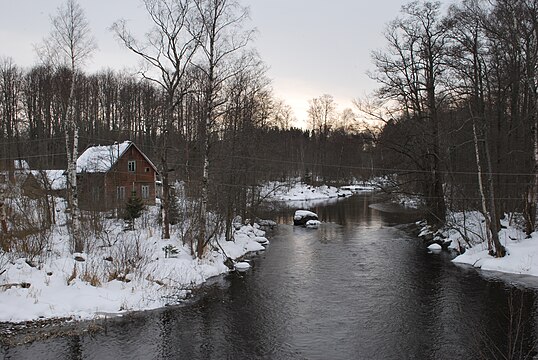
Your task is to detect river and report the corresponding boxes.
[2,194,538,359]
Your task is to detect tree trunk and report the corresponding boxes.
[161,168,170,239]
[64,66,82,253]
[484,131,505,257]
[529,93,538,236]
[0,189,7,235]
[71,123,82,253]
[473,119,493,252]
[198,139,210,257]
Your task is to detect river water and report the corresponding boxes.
[2,194,538,359]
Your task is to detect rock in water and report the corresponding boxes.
[234,262,251,272]
[306,220,321,229]
[294,210,318,226]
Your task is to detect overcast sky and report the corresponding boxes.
[0,0,449,126]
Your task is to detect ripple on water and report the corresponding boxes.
[4,196,538,360]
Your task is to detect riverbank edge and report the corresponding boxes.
[0,241,269,348]
[0,182,366,346]
[411,210,538,280]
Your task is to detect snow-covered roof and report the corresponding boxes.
[76,141,132,173]
[30,170,67,190]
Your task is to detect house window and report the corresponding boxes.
[141,185,150,199]
[117,186,125,200]
[128,160,136,172]
[145,167,150,173]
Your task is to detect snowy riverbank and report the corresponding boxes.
[421,211,538,277]
[0,181,373,324]
[0,211,267,323]
[262,181,354,202]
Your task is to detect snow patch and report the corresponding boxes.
[0,205,269,323]
[306,220,321,228]
[234,262,251,272]
[262,181,352,202]
[294,210,318,221]
[435,211,538,278]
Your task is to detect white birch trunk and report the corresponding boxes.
[472,119,492,251]
[66,66,82,252]
[71,124,82,252]
[198,145,209,257]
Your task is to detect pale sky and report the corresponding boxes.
[0,0,450,127]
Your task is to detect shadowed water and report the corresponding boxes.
[2,195,537,359]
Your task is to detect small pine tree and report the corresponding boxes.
[124,190,145,229]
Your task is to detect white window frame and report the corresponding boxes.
[117,186,125,200]
[141,184,150,199]
[128,160,136,172]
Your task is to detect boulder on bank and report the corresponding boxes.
[306,220,321,229]
[427,239,452,250]
[294,210,318,226]
[234,261,251,272]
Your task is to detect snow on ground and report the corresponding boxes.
[395,194,424,209]
[262,181,352,202]
[0,206,267,323]
[1,180,359,324]
[434,211,538,277]
[340,184,377,192]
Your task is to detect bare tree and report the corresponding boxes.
[337,108,358,133]
[112,0,200,240]
[0,58,23,238]
[307,94,336,182]
[192,0,254,257]
[270,98,294,129]
[370,0,448,226]
[446,0,505,256]
[307,94,336,136]
[37,0,96,253]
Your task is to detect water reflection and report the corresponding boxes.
[2,195,538,359]
[268,193,401,227]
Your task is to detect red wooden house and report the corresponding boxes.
[76,141,159,211]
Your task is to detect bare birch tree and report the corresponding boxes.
[192,0,254,257]
[37,0,96,253]
[447,0,506,256]
[112,0,200,240]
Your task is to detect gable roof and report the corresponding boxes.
[76,141,158,174]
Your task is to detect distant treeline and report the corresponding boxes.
[0,61,373,186]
